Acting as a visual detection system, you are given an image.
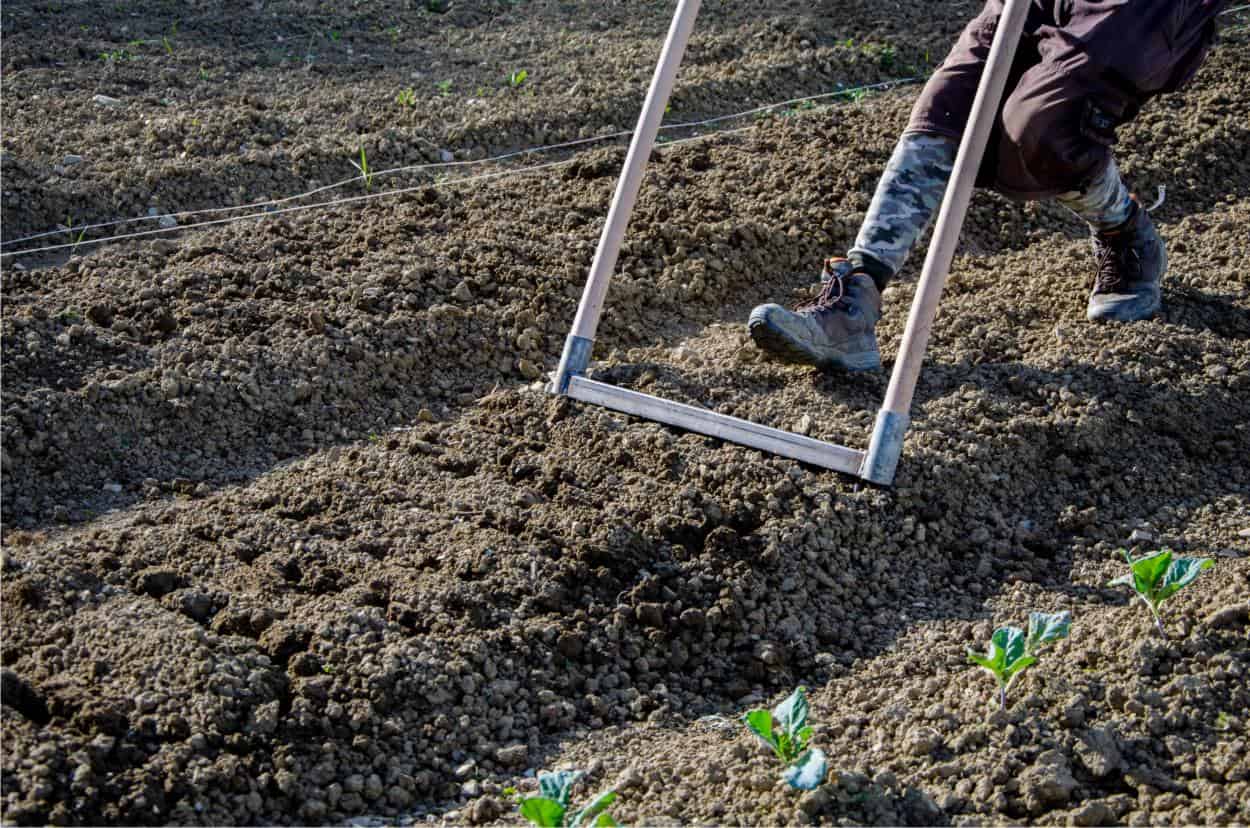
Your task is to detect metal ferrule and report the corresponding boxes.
[859,409,910,486]
[550,335,594,395]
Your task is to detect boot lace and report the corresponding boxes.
[796,258,859,311]
[1093,236,1141,293]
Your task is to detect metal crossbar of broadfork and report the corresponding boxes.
[550,0,1030,485]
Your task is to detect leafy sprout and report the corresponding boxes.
[518,770,618,828]
[508,68,529,88]
[968,611,1071,710]
[1107,548,1213,637]
[741,686,829,790]
[396,87,417,107]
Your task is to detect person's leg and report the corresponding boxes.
[746,4,998,369]
[988,0,1224,321]
[848,133,957,287]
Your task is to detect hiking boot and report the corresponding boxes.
[1087,200,1166,322]
[747,258,882,370]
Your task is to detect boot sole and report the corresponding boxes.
[748,317,881,372]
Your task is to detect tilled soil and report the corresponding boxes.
[2,1,1249,825]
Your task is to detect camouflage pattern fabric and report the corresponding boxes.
[1054,156,1133,231]
[849,132,957,278]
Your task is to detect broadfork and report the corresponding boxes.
[549,0,1031,485]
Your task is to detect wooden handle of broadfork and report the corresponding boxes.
[861,0,1031,484]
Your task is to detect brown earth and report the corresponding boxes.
[2,0,1249,825]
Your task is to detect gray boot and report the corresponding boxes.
[1087,201,1166,322]
[747,258,882,371]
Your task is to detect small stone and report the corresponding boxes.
[1020,749,1077,811]
[635,603,664,628]
[517,359,542,380]
[1072,800,1116,827]
[158,215,178,229]
[469,796,502,824]
[452,280,474,302]
[92,94,123,108]
[418,408,437,423]
[1075,727,1124,779]
[798,787,830,816]
[62,155,84,166]
[795,414,812,436]
[439,149,455,163]
[495,743,528,767]
[1128,528,1154,544]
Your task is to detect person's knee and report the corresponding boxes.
[997,82,1109,197]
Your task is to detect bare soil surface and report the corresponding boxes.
[3,1,1249,825]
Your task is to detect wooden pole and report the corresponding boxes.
[861,0,1032,484]
[553,0,702,392]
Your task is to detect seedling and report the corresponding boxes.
[508,68,529,89]
[396,87,417,107]
[742,686,829,790]
[350,145,374,191]
[436,79,453,96]
[1107,548,1213,638]
[518,770,618,828]
[968,611,1071,711]
[63,215,87,254]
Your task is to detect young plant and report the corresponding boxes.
[508,68,529,88]
[518,770,618,828]
[395,87,417,107]
[350,145,373,191]
[742,686,828,790]
[968,611,1071,711]
[1107,548,1213,637]
[435,79,453,96]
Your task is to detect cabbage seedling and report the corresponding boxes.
[742,686,829,790]
[519,770,619,828]
[968,611,1071,710]
[1107,548,1213,637]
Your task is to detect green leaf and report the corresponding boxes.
[782,748,828,790]
[1156,557,1214,604]
[1002,654,1037,684]
[773,686,810,741]
[1129,548,1173,597]
[796,724,813,751]
[538,770,583,808]
[996,626,1028,668]
[1026,611,1071,654]
[520,797,566,828]
[967,637,1006,681]
[743,709,779,752]
[569,790,617,828]
[594,814,618,827]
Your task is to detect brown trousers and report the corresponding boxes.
[909,0,1225,199]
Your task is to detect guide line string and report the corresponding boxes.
[2,76,921,257]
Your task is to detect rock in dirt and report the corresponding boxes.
[495,744,528,767]
[1205,603,1249,629]
[1072,799,1117,827]
[469,796,502,824]
[1020,749,1077,812]
[91,94,122,108]
[1076,727,1125,779]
